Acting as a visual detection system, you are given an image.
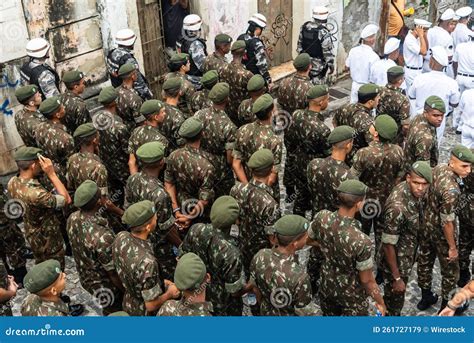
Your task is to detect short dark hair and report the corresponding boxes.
[185,132,202,143]
[75,133,97,147]
[387,74,403,84]
[164,87,181,98]
[252,165,273,178]
[16,160,35,170]
[333,138,353,149]
[276,232,306,247]
[338,192,364,208]
[80,190,101,211]
[168,61,187,73]
[65,80,82,91]
[130,216,154,233]
[358,93,377,104]
[255,103,274,121]
[42,108,61,120]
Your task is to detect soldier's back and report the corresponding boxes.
[60,90,90,134]
[66,152,108,192]
[158,299,214,316]
[404,114,438,169]
[14,108,45,147]
[21,294,69,316]
[127,125,169,156]
[277,74,312,115]
[116,85,143,130]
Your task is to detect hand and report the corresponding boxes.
[267,82,274,92]
[392,278,406,294]
[447,247,458,262]
[327,65,335,75]
[438,306,455,316]
[7,276,18,293]
[175,216,191,229]
[414,26,424,38]
[405,7,415,16]
[375,302,386,316]
[164,280,180,299]
[38,155,56,177]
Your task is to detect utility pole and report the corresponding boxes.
[378,0,390,55]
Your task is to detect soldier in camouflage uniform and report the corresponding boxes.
[285,85,331,215]
[165,53,196,117]
[297,6,335,85]
[376,66,410,146]
[308,180,386,316]
[112,201,180,316]
[250,215,317,316]
[417,146,473,313]
[190,70,218,114]
[0,259,17,316]
[202,33,232,75]
[14,85,46,147]
[381,161,432,316]
[179,196,249,316]
[458,155,473,287]
[116,63,144,132]
[404,96,445,172]
[158,253,213,316]
[220,40,253,126]
[237,74,266,126]
[161,78,187,151]
[277,53,313,115]
[60,70,90,134]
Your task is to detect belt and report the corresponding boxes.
[458,72,474,77]
[405,66,422,70]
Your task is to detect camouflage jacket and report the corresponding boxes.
[237,98,257,126]
[116,85,144,131]
[127,124,170,155]
[66,151,108,194]
[404,114,438,171]
[190,88,212,113]
[203,52,227,75]
[164,72,195,118]
[14,108,46,147]
[459,168,473,224]
[277,74,313,115]
[158,299,214,316]
[60,90,90,134]
[161,103,186,151]
[21,295,68,316]
[0,259,12,316]
[220,61,253,123]
[297,22,335,68]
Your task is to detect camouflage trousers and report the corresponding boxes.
[0,221,28,269]
[458,216,473,275]
[320,294,369,316]
[283,154,312,216]
[309,58,329,85]
[382,275,409,316]
[307,246,323,296]
[360,214,384,267]
[25,225,66,270]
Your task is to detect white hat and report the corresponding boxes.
[360,24,379,39]
[414,18,432,28]
[440,8,455,21]
[249,13,267,28]
[384,38,400,54]
[115,29,137,47]
[456,6,473,18]
[430,46,449,66]
[26,38,50,58]
[183,14,202,31]
[312,6,329,20]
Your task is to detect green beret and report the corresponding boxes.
[98,86,118,105]
[74,180,99,208]
[140,100,164,116]
[358,83,380,98]
[163,77,183,91]
[174,253,207,291]
[201,70,219,88]
[210,196,240,230]
[328,125,355,144]
[63,70,84,84]
[231,40,246,51]
[374,114,398,141]
[73,123,97,139]
[136,141,165,163]
[387,66,404,77]
[24,259,62,293]
[307,85,329,99]
[274,214,309,236]
[208,82,230,103]
[179,117,203,138]
[15,85,38,103]
[215,33,232,44]
[170,53,189,64]
[451,144,474,163]
[14,146,42,161]
[293,53,311,70]
[248,148,274,171]
[411,161,433,183]
[247,75,265,92]
[425,95,446,113]
[252,93,274,114]
[118,63,136,78]
[122,200,156,228]
[39,96,61,115]
[108,311,129,316]
[337,179,368,196]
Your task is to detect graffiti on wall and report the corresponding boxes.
[260,13,293,60]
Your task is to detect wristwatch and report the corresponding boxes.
[446,301,458,311]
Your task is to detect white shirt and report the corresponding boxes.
[459,88,474,127]
[403,31,423,68]
[345,44,380,83]
[369,58,397,86]
[453,41,474,74]
[452,23,473,49]
[424,27,454,69]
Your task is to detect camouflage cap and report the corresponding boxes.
[98,86,118,105]
[118,63,136,78]
[15,85,38,102]
[231,40,246,51]
[14,146,42,161]
[387,65,404,77]
[327,125,355,144]
[140,100,165,116]
[122,200,156,228]
[74,180,99,208]
[248,148,274,171]
[252,93,274,114]
[411,161,433,183]
[201,70,219,88]
[136,141,165,163]
[162,77,183,91]
[424,95,446,113]
[307,85,329,99]
[247,74,265,92]
[293,53,311,69]
[73,122,97,138]
[210,195,240,230]
[39,96,61,115]
[174,252,207,291]
[215,33,232,44]
[108,311,129,316]
[358,83,380,98]
[274,214,309,236]
[337,179,368,196]
[24,259,61,293]
[209,82,230,103]
[179,117,203,138]
[170,53,189,63]
[451,144,474,163]
[62,70,84,84]
[374,114,398,141]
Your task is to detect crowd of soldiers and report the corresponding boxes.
[0,5,473,317]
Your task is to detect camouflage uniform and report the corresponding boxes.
[116,85,144,132]
[0,259,12,316]
[127,125,170,156]
[21,295,69,316]
[158,299,214,316]
[164,72,195,118]
[60,90,90,135]
[277,74,313,115]
[458,168,473,281]
[309,210,374,316]
[250,248,317,316]
[124,172,177,280]
[66,152,108,194]
[179,223,246,316]
[14,108,45,147]
[404,114,438,171]
[239,33,271,85]
[186,40,208,88]
[112,231,164,316]
[20,60,60,99]
[190,88,212,113]
[376,85,410,146]
[418,164,461,301]
[381,181,427,316]
[237,98,257,126]
[203,53,227,75]
[161,104,186,151]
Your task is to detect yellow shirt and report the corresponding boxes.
[388,0,405,36]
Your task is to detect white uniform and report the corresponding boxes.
[369,58,396,86]
[407,70,460,145]
[458,89,474,147]
[345,44,380,103]
[453,41,474,92]
[424,27,455,74]
[403,31,424,90]
[452,23,473,49]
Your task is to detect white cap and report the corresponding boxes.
[430,46,449,66]
[312,6,329,20]
[26,38,50,58]
[384,38,400,54]
[456,6,473,18]
[249,13,267,28]
[360,24,379,39]
[115,29,137,47]
[440,8,455,21]
[414,18,432,28]
[183,14,202,31]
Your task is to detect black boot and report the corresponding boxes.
[417,288,439,311]
[457,269,471,288]
[60,294,85,316]
[10,266,27,287]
